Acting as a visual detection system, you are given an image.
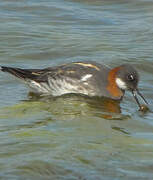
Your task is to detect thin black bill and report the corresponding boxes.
[132,90,148,109]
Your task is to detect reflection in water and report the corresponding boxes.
[0,92,131,124]
[27,92,122,119]
[0,92,130,135]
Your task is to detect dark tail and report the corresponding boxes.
[0,66,39,80]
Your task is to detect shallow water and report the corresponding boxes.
[0,0,153,179]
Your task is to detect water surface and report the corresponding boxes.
[0,0,153,179]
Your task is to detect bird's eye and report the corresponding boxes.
[127,74,134,81]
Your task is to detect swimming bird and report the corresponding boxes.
[0,61,148,109]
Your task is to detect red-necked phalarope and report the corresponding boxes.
[0,61,148,109]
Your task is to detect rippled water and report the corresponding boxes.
[0,0,153,179]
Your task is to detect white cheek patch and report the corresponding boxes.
[115,78,127,90]
[81,74,92,81]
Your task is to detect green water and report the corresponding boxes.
[0,0,153,179]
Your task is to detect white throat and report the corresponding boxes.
[115,78,127,90]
